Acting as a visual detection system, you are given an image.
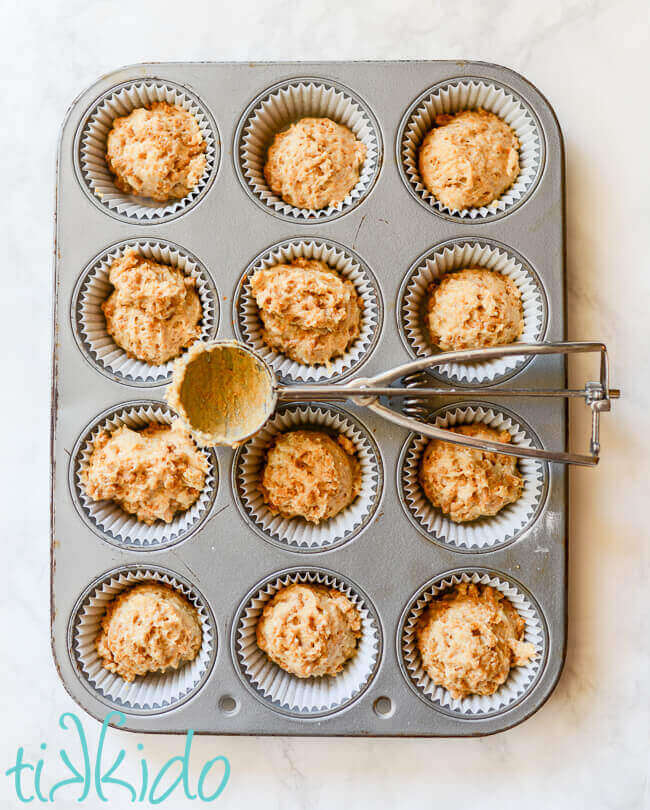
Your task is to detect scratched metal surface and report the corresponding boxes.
[51,61,567,736]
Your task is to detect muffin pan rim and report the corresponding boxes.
[232,74,384,224]
[67,398,219,550]
[395,74,547,223]
[395,236,550,387]
[232,235,385,384]
[70,237,221,388]
[67,564,219,716]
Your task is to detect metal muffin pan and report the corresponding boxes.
[51,61,567,736]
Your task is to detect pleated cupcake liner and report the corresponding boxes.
[233,404,382,551]
[399,79,542,219]
[399,239,547,383]
[71,402,217,548]
[76,79,218,221]
[235,238,382,383]
[236,78,381,221]
[71,567,216,713]
[73,239,219,385]
[399,404,546,550]
[400,570,546,717]
[233,569,381,715]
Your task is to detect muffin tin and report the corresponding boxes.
[52,61,568,736]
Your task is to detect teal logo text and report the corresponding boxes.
[6,711,230,803]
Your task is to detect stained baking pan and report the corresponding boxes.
[52,60,575,736]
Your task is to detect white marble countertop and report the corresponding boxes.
[1,0,648,807]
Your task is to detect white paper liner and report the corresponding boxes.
[72,568,215,712]
[234,570,380,714]
[400,405,545,550]
[400,240,546,383]
[235,239,381,382]
[237,79,381,221]
[234,405,382,551]
[74,240,219,385]
[77,80,218,221]
[400,80,542,219]
[400,571,545,716]
[72,403,217,548]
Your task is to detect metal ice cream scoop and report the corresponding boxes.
[165,340,619,466]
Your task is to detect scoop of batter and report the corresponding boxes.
[260,429,361,524]
[81,419,208,525]
[264,117,366,210]
[106,102,207,201]
[419,424,523,523]
[250,258,362,365]
[418,109,519,210]
[416,582,535,699]
[165,341,275,448]
[426,267,523,352]
[102,249,202,365]
[256,583,361,678]
[96,582,202,682]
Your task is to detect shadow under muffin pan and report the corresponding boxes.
[73,78,220,224]
[397,237,548,386]
[68,400,218,550]
[71,238,219,386]
[53,61,568,737]
[233,237,383,383]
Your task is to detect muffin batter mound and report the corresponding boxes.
[250,258,362,365]
[96,582,202,682]
[81,419,208,525]
[260,429,361,524]
[416,582,535,699]
[102,249,202,365]
[256,583,361,678]
[419,424,523,523]
[418,109,519,210]
[106,102,207,201]
[264,117,366,210]
[426,267,524,352]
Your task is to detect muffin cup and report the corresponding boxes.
[399,404,546,551]
[232,404,383,552]
[232,568,381,716]
[70,401,218,549]
[398,78,543,220]
[399,570,546,717]
[235,78,382,222]
[70,566,216,714]
[75,79,219,222]
[72,239,219,386]
[234,238,382,383]
[399,239,547,384]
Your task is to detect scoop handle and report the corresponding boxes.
[276,341,618,465]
